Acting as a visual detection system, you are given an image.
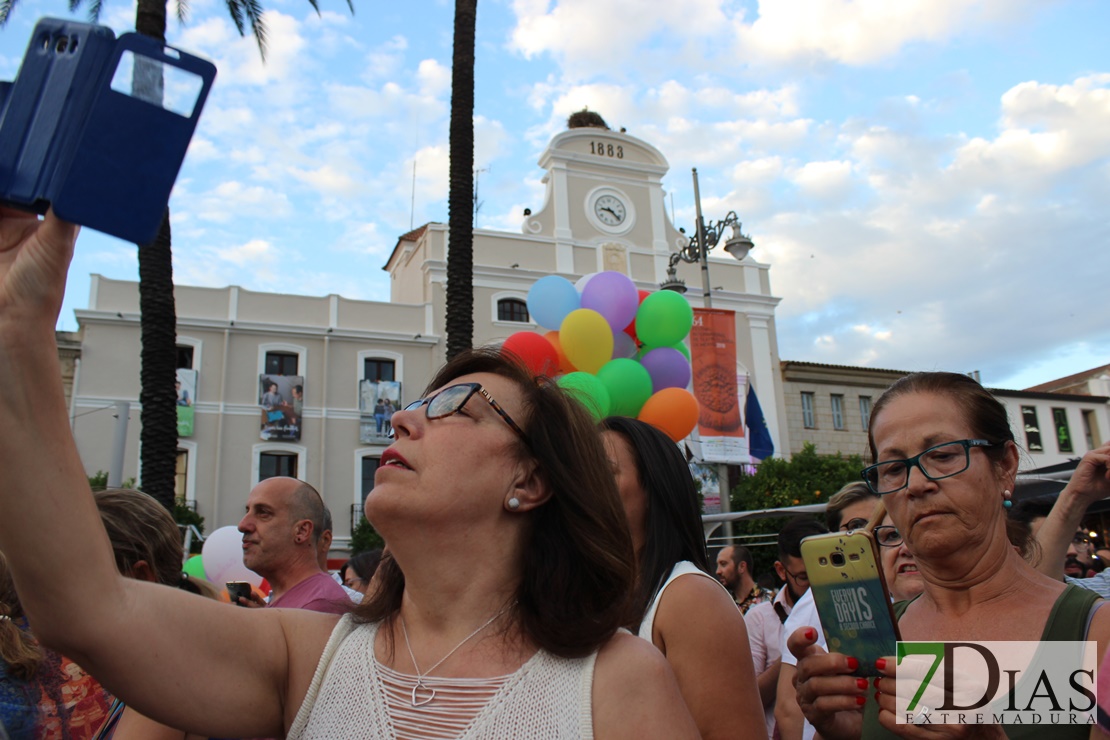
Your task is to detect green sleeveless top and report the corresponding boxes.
[860,585,1101,739]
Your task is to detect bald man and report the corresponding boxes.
[237,477,351,613]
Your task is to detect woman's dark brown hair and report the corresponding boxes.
[868,371,1015,467]
[353,347,636,658]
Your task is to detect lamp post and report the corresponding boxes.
[660,167,754,306]
[662,168,755,545]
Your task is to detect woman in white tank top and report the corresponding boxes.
[0,222,700,740]
[601,416,765,739]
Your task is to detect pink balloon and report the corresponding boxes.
[640,347,691,392]
[581,271,640,330]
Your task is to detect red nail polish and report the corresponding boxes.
[875,690,882,700]
[856,696,866,706]
[805,628,816,641]
[857,678,868,690]
[846,657,859,671]
[875,658,886,670]
[873,677,882,689]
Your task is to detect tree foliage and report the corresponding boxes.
[726,444,867,579]
[350,517,384,555]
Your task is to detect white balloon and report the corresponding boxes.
[201,525,263,587]
[575,272,598,294]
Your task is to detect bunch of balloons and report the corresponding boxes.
[501,271,699,442]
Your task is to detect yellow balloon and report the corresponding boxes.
[559,309,613,375]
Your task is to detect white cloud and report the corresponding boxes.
[733,0,1033,66]
[790,160,854,199]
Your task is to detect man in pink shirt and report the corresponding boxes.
[237,476,351,614]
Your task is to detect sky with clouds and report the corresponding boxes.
[1,0,1106,390]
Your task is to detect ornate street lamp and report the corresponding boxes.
[661,168,755,306]
[661,168,756,542]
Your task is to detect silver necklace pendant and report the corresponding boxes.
[410,679,436,707]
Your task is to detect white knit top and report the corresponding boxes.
[287,614,597,739]
[637,561,721,641]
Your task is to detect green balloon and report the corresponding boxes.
[636,291,694,348]
[182,554,207,579]
[596,358,653,417]
[557,371,611,421]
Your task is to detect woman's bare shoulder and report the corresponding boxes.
[592,632,699,740]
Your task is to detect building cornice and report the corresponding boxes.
[73,310,440,345]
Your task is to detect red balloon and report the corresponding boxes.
[622,290,653,342]
[502,332,560,377]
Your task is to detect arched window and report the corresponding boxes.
[497,298,529,323]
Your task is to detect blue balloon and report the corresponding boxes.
[528,276,581,330]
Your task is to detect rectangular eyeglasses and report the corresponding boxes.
[391,382,528,442]
[861,439,992,495]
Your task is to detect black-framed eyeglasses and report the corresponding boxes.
[841,517,869,532]
[873,526,904,548]
[782,565,809,586]
[392,382,528,442]
[861,439,992,495]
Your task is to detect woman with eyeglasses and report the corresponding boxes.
[599,416,764,739]
[787,372,1110,739]
[0,210,698,739]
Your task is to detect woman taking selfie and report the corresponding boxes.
[788,372,1110,739]
[600,416,764,739]
[0,209,698,739]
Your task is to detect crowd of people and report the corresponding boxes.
[1,209,1110,739]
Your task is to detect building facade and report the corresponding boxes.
[66,125,789,551]
[780,360,1109,468]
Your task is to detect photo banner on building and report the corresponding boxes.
[359,379,402,444]
[176,368,197,437]
[259,374,304,441]
[690,462,721,514]
[690,307,749,464]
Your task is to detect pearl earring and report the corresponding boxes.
[1002,489,1012,510]
[507,497,520,511]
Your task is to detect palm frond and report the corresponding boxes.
[224,0,245,36]
[86,0,102,22]
[0,0,17,26]
[176,0,188,26]
[223,0,267,60]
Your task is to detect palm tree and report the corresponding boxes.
[2,0,348,510]
[445,0,477,361]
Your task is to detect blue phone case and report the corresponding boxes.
[0,18,216,244]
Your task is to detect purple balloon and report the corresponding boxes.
[581,271,639,331]
[640,347,691,392]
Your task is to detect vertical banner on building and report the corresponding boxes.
[690,307,749,463]
[359,380,402,444]
[176,368,197,437]
[259,374,304,441]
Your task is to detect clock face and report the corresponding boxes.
[594,194,626,226]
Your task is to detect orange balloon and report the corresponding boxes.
[545,330,577,375]
[637,387,699,442]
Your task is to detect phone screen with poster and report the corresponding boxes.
[800,529,901,677]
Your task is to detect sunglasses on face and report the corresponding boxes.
[392,382,528,441]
